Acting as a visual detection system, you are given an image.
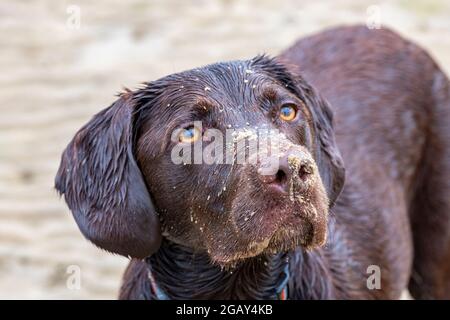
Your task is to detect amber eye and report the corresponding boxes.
[178,126,201,143]
[279,104,297,121]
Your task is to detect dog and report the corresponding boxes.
[55,25,450,299]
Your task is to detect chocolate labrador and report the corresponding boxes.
[55,25,450,299]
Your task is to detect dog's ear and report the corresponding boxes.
[55,92,162,258]
[253,55,345,206]
[305,92,345,206]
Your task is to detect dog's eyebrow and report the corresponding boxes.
[193,96,219,112]
[261,87,279,102]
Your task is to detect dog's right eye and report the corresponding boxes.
[178,126,201,143]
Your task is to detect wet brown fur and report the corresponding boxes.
[56,26,450,299]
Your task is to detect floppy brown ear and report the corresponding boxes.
[55,92,162,258]
[305,93,345,206]
[253,55,345,206]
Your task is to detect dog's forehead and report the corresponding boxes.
[149,60,283,117]
[173,61,271,101]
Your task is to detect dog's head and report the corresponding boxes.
[55,56,345,266]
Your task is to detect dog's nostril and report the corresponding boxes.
[298,162,314,180]
[275,169,287,185]
[257,168,289,192]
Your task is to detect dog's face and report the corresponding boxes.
[55,56,345,266]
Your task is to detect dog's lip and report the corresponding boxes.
[234,199,311,238]
[265,182,289,195]
[208,237,272,265]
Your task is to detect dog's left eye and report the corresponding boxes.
[178,126,201,143]
[279,104,297,122]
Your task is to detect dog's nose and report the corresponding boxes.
[257,151,314,194]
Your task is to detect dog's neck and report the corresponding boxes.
[145,240,290,299]
[145,239,336,299]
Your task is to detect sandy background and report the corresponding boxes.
[0,0,449,299]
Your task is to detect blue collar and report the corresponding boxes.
[276,260,290,300]
[147,265,170,300]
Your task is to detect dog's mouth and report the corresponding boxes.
[159,190,329,268]
[206,203,328,267]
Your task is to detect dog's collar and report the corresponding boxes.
[276,260,290,300]
[146,256,290,300]
[147,266,170,300]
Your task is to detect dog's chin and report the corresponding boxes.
[208,238,272,269]
[265,220,328,254]
[207,216,328,269]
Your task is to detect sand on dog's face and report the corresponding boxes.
[1,0,449,299]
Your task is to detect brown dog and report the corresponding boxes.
[55,25,450,299]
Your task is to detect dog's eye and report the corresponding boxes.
[178,126,201,143]
[279,104,297,122]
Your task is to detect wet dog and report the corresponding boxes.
[55,26,450,299]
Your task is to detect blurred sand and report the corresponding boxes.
[0,0,449,299]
